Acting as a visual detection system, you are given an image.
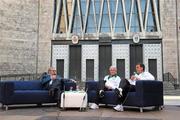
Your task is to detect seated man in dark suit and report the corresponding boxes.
[40,67,76,101]
[90,66,130,112]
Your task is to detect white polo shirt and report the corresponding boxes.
[104,75,121,89]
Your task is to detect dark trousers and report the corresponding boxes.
[129,85,136,92]
[94,79,130,105]
[49,88,63,101]
[45,80,62,101]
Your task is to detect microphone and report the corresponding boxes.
[134,72,138,78]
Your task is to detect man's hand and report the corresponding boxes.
[107,86,113,90]
[51,75,56,80]
[130,75,136,80]
[105,84,112,90]
[70,79,77,83]
[131,75,140,81]
[136,77,140,80]
[105,81,114,90]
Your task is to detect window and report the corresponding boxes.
[130,1,141,32]
[146,0,157,32]
[54,0,160,34]
[125,0,131,28]
[86,0,96,33]
[100,0,111,33]
[114,0,125,32]
[72,2,82,33]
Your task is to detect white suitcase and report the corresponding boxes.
[60,91,87,111]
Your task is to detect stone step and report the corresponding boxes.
[163,81,180,95]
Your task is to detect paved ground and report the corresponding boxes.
[0,103,180,120]
[164,96,180,105]
[0,96,180,120]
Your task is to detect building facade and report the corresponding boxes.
[0,0,180,84]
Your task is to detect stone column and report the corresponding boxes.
[161,0,179,82]
[37,0,53,74]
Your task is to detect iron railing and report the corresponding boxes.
[163,72,179,89]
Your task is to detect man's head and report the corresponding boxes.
[109,66,117,76]
[48,67,56,75]
[136,63,145,74]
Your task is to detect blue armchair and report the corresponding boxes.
[86,80,163,112]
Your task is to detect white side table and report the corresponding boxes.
[60,91,87,111]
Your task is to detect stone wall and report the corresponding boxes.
[37,0,53,74]
[177,0,180,84]
[160,0,180,82]
[0,0,53,76]
[0,0,39,75]
[0,0,180,83]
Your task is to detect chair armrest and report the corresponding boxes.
[0,81,14,99]
[136,80,163,93]
[85,80,99,91]
[136,80,163,106]
[64,81,76,91]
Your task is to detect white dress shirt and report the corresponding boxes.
[49,80,53,85]
[104,75,121,89]
[129,71,155,85]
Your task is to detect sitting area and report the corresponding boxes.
[0,79,76,110]
[0,79,163,112]
[86,80,163,112]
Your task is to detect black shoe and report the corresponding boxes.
[99,90,105,98]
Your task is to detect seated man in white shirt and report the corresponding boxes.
[129,63,155,91]
[90,66,130,112]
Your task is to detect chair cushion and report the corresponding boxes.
[87,90,97,103]
[101,91,118,105]
[10,90,55,104]
[14,81,43,90]
[123,92,141,106]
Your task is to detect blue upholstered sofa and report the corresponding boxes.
[0,80,76,110]
[86,80,163,112]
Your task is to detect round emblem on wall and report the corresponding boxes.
[133,34,140,44]
[71,35,79,44]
